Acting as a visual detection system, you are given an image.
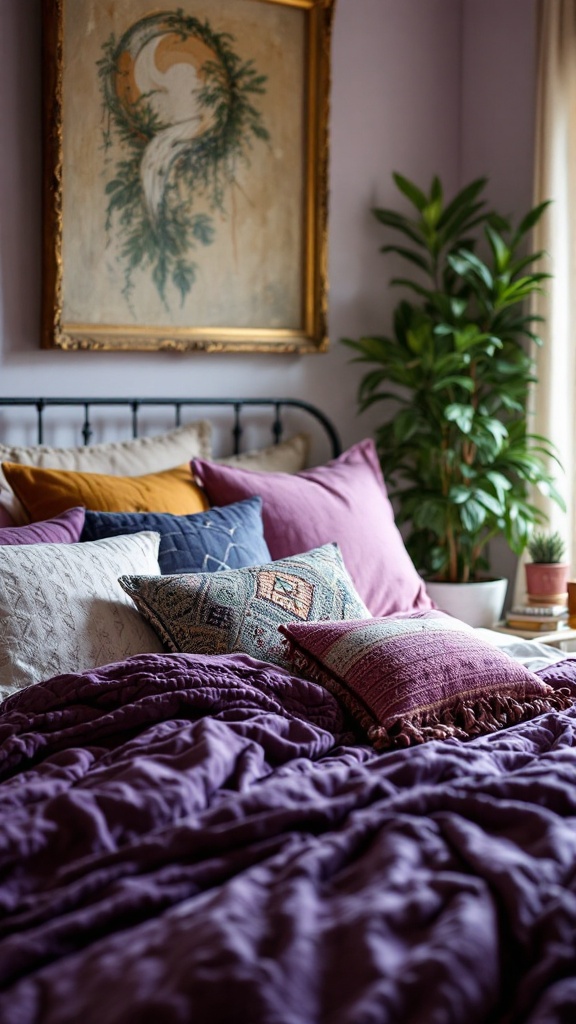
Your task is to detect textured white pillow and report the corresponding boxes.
[218,433,309,473]
[0,532,164,699]
[0,421,212,523]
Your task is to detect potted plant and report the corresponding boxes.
[342,173,564,627]
[525,530,570,605]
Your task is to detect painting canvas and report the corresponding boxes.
[41,0,334,352]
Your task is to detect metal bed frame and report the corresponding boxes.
[0,397,342,459]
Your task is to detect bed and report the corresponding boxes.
[1,396,576,1024]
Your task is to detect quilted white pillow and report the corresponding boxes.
[0,421,212,523]
[0,532,163,699]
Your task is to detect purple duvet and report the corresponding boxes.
[1,651,576,1024]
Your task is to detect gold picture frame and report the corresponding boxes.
[41,0,335,353]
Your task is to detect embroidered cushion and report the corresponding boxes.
[0,506,85,545]
[0,533,163,699]
[82,498,271,574]
[191,438,432,618]
[0,420,212,523]
[2,462,208,521]
[119,543,370,671]
[279,613,572,750]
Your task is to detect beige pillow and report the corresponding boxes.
[0,531,164,700]
[218,433,309,474]
[0,421,212,523]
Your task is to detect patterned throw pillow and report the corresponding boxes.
[82,498,271,574]
[0,532,163,699]
[279,613,572,750]
[119,543,371,671]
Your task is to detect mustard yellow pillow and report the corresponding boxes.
[1,462,208,521]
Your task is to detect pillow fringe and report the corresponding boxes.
[369,689,573,751]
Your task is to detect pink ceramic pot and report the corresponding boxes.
[525,562,570,604]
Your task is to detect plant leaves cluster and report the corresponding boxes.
[527,529,566,564]
[342,173,564,583]
[97,11,270,308]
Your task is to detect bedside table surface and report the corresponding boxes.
[491,623,576,648]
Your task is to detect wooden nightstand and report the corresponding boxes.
[491,623,576,650]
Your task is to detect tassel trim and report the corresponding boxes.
[368,688,573,752]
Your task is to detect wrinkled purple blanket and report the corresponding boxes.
[1,651,576,1024]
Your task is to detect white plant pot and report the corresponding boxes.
[425,578,508,629]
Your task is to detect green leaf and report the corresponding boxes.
[485,223,511,273]
[379,245,431,273]
[422,198,443,229]
[480,418,508,445]
[393,409,420,443]
[515,199,552,240]
[392,172,428,211]
[444,404,474,433]
[460,499,486,532]
[437,178,487,231]
[372,208,423,246]
[390,278,435,300]
[449,486,470,504]
[448,250,493,290]
[475,490,505,517]
[431,375,475,393]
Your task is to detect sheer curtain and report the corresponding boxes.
[515,0,576,599]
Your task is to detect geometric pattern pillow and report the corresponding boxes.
[0,532,163,699]
[279,613,573,751]
[0,506,85,545]
[119,543,371,671]
[82,498,271,574]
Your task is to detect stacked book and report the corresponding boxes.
[505,603,569,632]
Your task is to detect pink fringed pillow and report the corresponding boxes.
[279,614,572,751]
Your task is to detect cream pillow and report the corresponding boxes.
[0,421,212,523]
[218,433,309,473]
[0,532,164,699]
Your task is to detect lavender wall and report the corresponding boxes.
[461,0,537,216]
[461,0,538,589]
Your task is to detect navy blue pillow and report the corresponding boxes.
[81,498,271,574]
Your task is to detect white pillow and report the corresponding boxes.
[0,532,163,699]
[218,433,309,473]
[0,421,212,523]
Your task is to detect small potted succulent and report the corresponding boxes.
[525,530,570,604]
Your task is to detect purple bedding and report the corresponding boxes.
[1,651,576,1024]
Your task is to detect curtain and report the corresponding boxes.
[515,0,576,601]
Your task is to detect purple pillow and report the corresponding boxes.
[0,506,85,545]
[279,613,572,751]
[192,439,432,617]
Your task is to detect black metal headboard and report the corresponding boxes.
[0,397,342,459]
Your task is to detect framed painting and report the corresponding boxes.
[41,0,335,353]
